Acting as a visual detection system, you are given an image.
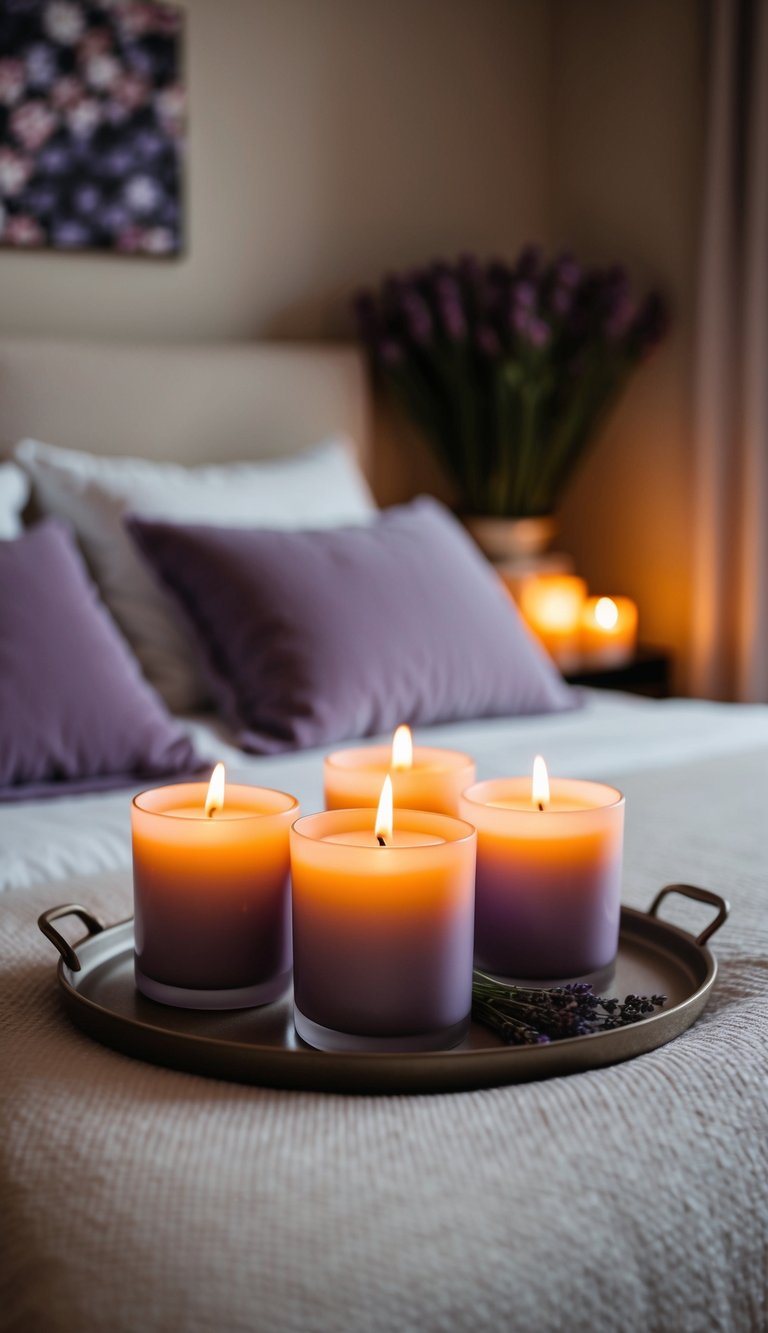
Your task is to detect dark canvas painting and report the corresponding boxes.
[0,0,184,256]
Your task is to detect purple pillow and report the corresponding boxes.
[0,520,201,799]
[128,497,578,755]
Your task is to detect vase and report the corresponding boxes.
[463,514,558,565]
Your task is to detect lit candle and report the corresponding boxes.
[290,777,477,1051]
[580,595,638,668]
[324,724,476,817]
[518,574,588,670]
[460,758,624,982]
[132,764,299,1009]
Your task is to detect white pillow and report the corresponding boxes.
[0,461,29,538]
[15,436,376,711]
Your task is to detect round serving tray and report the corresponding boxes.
[39,883,728,1095]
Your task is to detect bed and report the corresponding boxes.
[1,337,766,1333]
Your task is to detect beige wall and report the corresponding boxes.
[550,0,706,688]
[0,0,707,685]
[0,0,552,345]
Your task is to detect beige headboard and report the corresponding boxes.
[0,336,371,470]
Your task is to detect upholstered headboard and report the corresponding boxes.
[0,336,371,470]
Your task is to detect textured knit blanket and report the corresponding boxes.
[2,746,767,1333]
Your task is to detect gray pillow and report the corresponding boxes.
[128,497,578,755]
[0,520,201,799]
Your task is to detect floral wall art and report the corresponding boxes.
[0,0,184,256]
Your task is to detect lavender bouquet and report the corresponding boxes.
[354,250,668,518]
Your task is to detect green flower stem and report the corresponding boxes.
[487,362,526,516]
[493,375,509,516]
[388,368,456,475]
[526,354,630,514]
[452,345,482,510]
[490,371,515,516]
[510,381,543,517]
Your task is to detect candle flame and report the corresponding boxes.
[532,754,550,811]
[205,762,226,817]
[595,597,619,630]
[375,774,394,846]
[391,724,413,771]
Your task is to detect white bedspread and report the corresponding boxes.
[2,693,767,1332]
[3,691,768,893]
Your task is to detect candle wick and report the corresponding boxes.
[207,807,216,819]
[537,801,544,813]
[377,834,387,847]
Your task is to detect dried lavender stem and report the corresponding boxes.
[471,971,666,1045]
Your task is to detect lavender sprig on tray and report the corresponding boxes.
[471,971,667,1046]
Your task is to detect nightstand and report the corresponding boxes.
[564,648,672,699]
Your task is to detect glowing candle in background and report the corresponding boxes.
[580,595,638,668]
[460,758,624,983]
[324,724,476,817]
[132,765,298,1009]
[392,723,412,771]
[518,574,588,671]
[290,777,477,1052]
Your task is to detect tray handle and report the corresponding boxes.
[38,904,106,972]
[648,883,730,947]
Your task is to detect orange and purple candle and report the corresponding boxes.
[132,765,298,1009]
[324,725,476,817]
[290,777,476,1051]
[461,759,624,982]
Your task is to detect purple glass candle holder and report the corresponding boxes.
[132,782,299,1009]
[289,808,476,1052]
[460,778,625,984]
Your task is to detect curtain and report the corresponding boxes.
[690,0,768,700]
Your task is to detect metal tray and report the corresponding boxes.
[39,883,728,1095]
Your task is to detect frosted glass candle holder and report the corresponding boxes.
[132,782,298,1009]
[290,808,476,1052]
[324,744,476,817]
[460,778,625,984]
